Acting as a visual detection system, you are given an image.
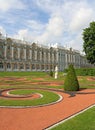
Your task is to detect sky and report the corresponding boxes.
[0,0,95,52]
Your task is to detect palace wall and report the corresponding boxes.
[0,35,93,72]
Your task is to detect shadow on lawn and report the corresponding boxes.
[64,88,95,98]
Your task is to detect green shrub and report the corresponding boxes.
[64,64,79,91]
[49,71,53,77]
[63,68,68,73]
[75,68,95,76]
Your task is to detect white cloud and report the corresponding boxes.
[14,29,30,41]
[27,20,45,32]
[35,0,61,13]
[14,13,65,44]
[69,33,83,51]
[70,7,94,32]
[0,26,6,35]
[8,0,95,51]
[0,0,25,12]
[46,15,64,36]
[36,14,65,44]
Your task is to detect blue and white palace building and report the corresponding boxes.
[0,33,93,72]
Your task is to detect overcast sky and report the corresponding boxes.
[0,0,95,51]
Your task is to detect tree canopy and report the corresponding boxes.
[83,21,95,64]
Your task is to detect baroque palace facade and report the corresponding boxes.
[0,33,93,72]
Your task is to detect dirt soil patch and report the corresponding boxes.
[87,77,95,81]
[0,77,27,81]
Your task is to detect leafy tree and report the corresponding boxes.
[83,21,95,64]
[64,64,79,91]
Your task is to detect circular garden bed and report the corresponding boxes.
[0,88,62,108]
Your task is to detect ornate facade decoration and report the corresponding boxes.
[0,34,94,72]
[0,44,4,59]
[14,45,18,60]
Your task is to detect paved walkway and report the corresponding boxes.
[0,88,95,130]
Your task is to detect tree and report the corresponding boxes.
[64,64,79,91]
[83,21,95,64]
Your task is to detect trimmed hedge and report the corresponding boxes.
[64,68,95,76]
[49,71,53,77]
[75,68,95,76]
[64,64,80,91]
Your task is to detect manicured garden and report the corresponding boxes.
[0,89,60,106]
[0,71,95,90]
[51,106,95,130]
[0,70,95,129]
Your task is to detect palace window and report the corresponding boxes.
[32,64,35,69]
[7,63,11,69]
[26,64,30,69]
[20,64,24,69]
[0,63,3,68]
[14,64,18,69]
[37,64,40,69]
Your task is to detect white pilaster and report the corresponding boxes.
[12,46,14,60]
[4,45,7,59]
[40,52,42,61]
[65,53,68,68]
[18,48,20,59]
[24,48,26,60]
[48,53,50,62]
[56,51,58,63]
[35,51,37,60]
[52,53,54,62]
[44,52,45,60]
[30,49,32,60]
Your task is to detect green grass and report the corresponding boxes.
[51,106,95,130]
[0,72,95,128]
[0,71,47,77]
[10,89,34,95]
[78,76,95,88]
[0,89,60,106]
[0,72,95,90]
[0,72,94,129]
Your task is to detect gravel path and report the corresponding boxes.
[0,88,95,130]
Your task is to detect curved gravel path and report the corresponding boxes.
[0,88,95,130]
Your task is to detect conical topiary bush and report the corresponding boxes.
[64,64,79,91]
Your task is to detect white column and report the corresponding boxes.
[69,54,70,63]
[30,49,32,60]
[65,53,68,68]
[73,54,75,63]
[56,51,58,63]
[24,48,26,60]
[4,45,7,59]
[12,46,14,60]
[35,51,37,60]
[40,52,42,61]
[71,54,73,63]
[18,48,20,59]
[44,52,46,62]
[48,53,50,62]
[52,53,54,62]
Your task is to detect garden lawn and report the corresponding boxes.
[51,106,95,130]
[0,89,60,106]
[0,72,95,89]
